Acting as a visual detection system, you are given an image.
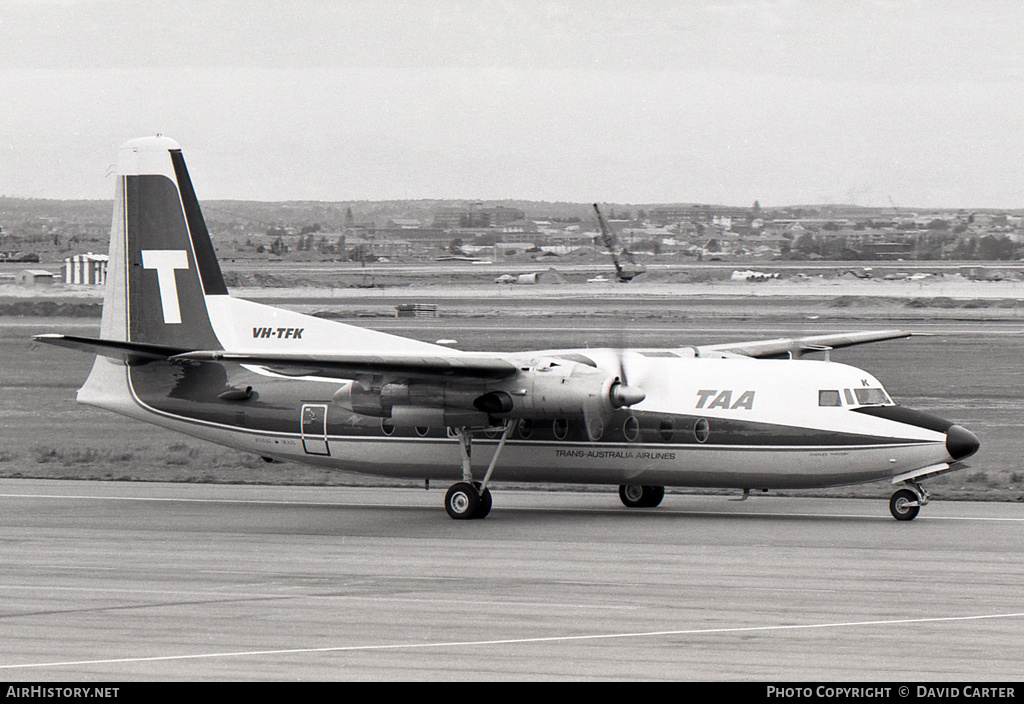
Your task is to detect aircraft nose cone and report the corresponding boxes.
[946,424,980,461]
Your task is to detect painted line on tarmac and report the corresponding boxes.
[3,491,1024,522]
[0,583,639,613]
[656,508,1024,523]
[3,611,1024,671]
[0,491,430,509]
[0,491,358,506]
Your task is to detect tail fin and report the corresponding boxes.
[102,136,224,350]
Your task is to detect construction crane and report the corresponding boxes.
[592,203,646,283]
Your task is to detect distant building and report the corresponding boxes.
[649,205,752,227]
[499,219,539,235]
[432,205,526,229]
[387,218,423,229]
[432,207,469,228]
[20,269,56,286]
[494,242,536,258]
[64,253,109,285]
[489,206,526,228]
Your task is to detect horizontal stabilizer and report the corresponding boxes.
[33,334,186,363]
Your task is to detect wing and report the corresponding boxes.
[36,328,913,376]
[33,334,518,380]
[171,350,518,380]
[694,329,913,359]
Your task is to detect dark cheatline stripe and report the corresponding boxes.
[125,365,936,448]
[656,412,928,448]
[852,405,953,433]
[169,149,228,296]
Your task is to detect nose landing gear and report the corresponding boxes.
[890,481,929,521]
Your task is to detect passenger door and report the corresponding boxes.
[300,403,330,456]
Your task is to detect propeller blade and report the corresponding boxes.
[609,349,644,408]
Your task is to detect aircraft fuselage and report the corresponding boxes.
[80,351,961,491]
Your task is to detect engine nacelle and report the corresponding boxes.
[332,359,644,426]
[333,381,384,416]
[333,381,489,427]
[485,359,645,420]
[388,406,490,428]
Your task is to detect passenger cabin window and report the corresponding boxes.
[818,390,842,407]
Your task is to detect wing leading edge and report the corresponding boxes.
[171,350,519,380]
[34,334,518,380]
[37,329,913,377]
[694,329,913,359]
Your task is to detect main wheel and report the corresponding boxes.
[889,488,920,521]
[618,484,665,508]
[474,484,492,519]
[445,482,480,520]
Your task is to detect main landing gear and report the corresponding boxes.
[444,482,492,520]
[618,484,665,508]
[890,481,929,521]
[446,421,515,520]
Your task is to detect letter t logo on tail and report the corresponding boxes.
[141,250,189,324]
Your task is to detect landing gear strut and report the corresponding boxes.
[446,421,514,520]
[890,481,928,521]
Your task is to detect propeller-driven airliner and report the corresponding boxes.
[36,137,980,520]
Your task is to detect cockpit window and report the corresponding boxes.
[853,387,891,406]
[818,390,842,407]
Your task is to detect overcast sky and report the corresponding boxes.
[2,0,1023,208]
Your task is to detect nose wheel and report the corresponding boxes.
[890,482,927,521]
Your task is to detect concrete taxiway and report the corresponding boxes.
[0,479,1022,681]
